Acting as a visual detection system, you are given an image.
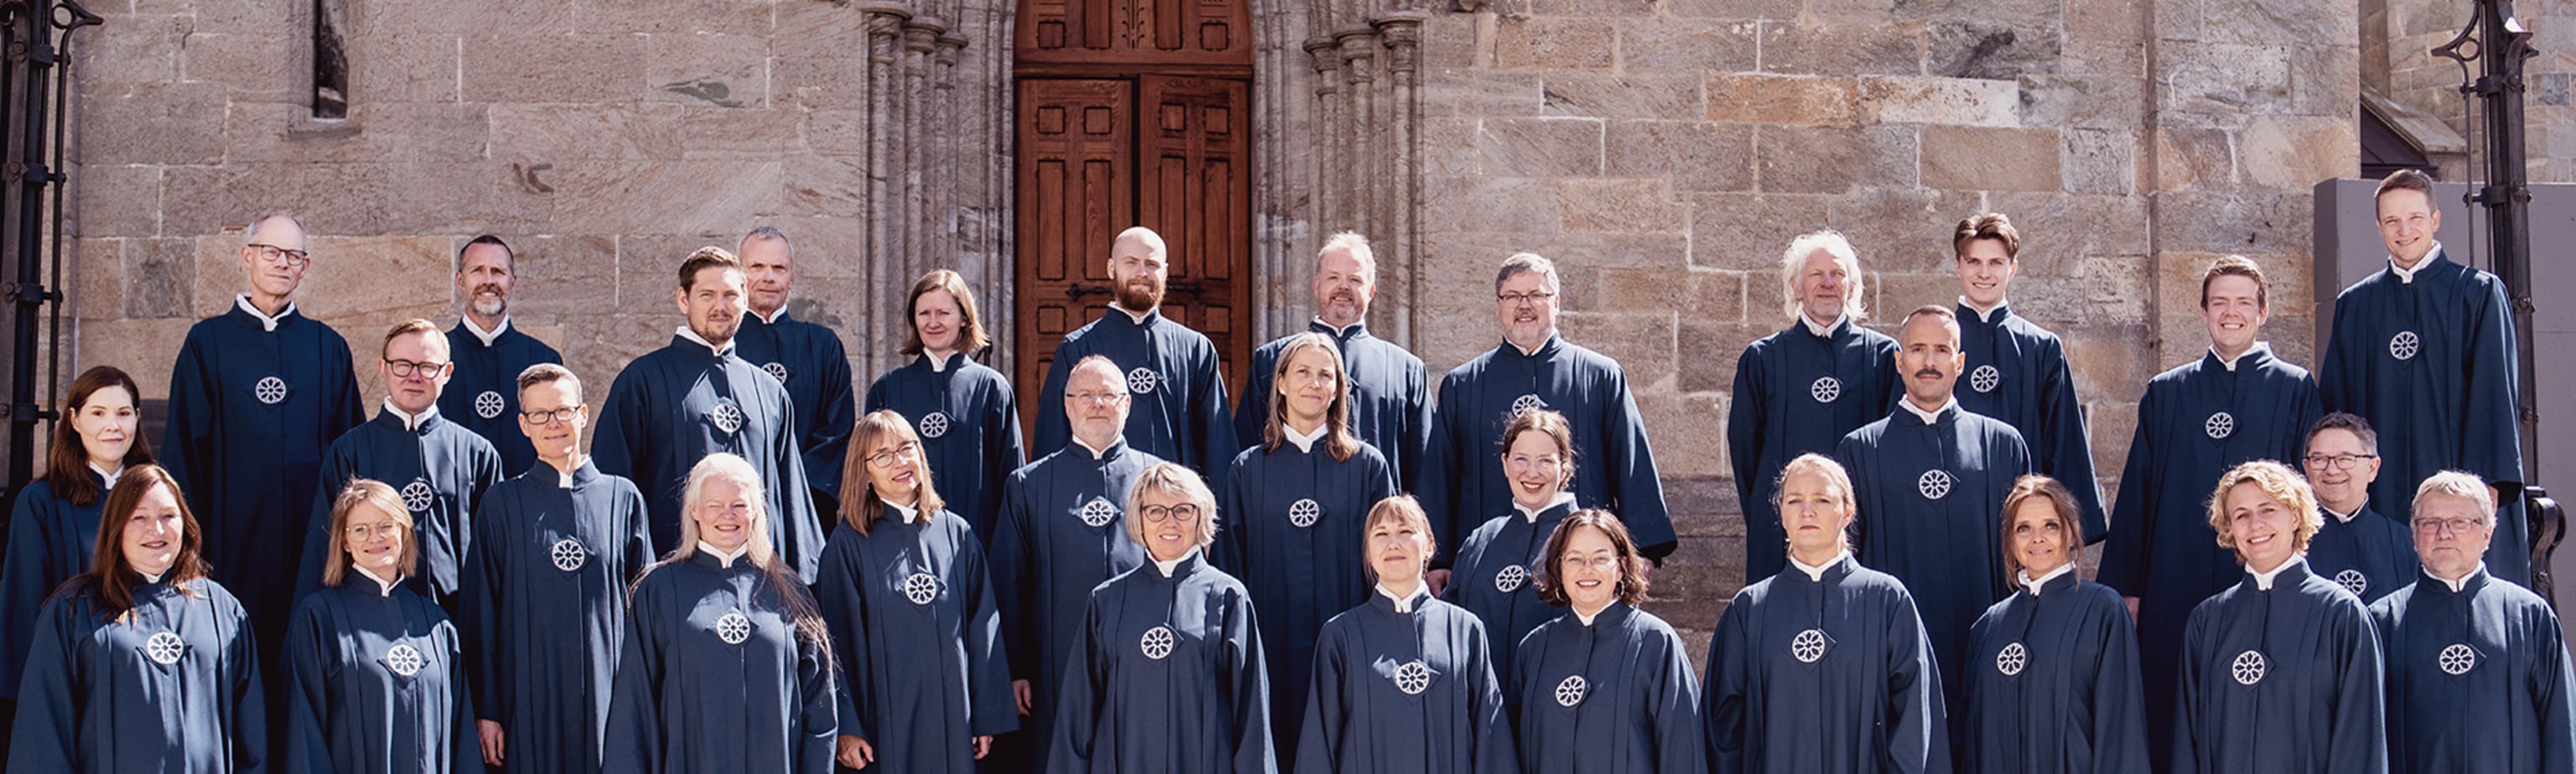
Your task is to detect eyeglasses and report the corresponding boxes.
[865,442,922,469]
[1504,454,1566,473]
[1067,390,1126,404]
[1559,553,1622,572]
[1140,503,1202,523]
[344,522,406,542]
[2412,517,2483,536]
[248,243,310,267]
[521,406,582,425]
[382,359,451,378]
[2302,454,2379,470]
[1497,290,1555,306]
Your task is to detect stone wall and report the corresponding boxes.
[2373,0,2576,183]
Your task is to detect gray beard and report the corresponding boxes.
[469,294,506,318]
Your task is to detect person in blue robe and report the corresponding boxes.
[1033,226,1236,486]
[813,410,1016,771]
[1960,475,2149,773]
[297,319,506,610]
[2302,413,2414,602]
[592,247,822,582]
[1420,253,1672,565]
[1705,453,1945,774]
[1,366,154,703]
[1509,510,1700,774]
[2093,255,2321,770]
[160,214,367,679]
[1728,231,1901,585]
[989,356,1161,771]
[457,363,654,773]
[1215,332,1398,759]
[2319,169,2527,584]
[8,465,267,772]
[864,269,1026,539]
[1046,463,1274,773]
[1444,409,1581,674]
[283,480,483,774]
[440,236,564,475]
[1296,496,1516,774]
[1949,214,2108,542]
[1233,233,1431,490]
[733,227,859,512]
[2171,461,2385,774]
[601,454,838,774]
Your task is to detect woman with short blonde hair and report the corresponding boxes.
[283,478,481,773]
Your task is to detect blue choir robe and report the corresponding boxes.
[1420,335,1674,564]
[162,300,366,664]
[2307,502,2416,604]
[1295,589,1517,774]
[2171,559,2386,774]
[440,319,564,475]
[1046,552,1275,774]
[989,440,1160,769]
[1727,318,1900,584]
[1441,498,1576,675]
[2093,345,2319,770]
[282,578,483,774]
[297,407,504,610]
[1232,320,1433,490]
[456,460,653,774]
[1959,569,2151,774]
[1704,553,1947,774]
[8,575,267,773]
[1034,308,1237,486]
[811,510,1018,772]
[2371,568,2576,774]
[1834,400,2030,724]
[863,351,1027,538]
[592,334,823,582]
[1954,304,2108,543]
[1509,602,1703,774]
[735,309,859,508]
[1213,438,1396,757]
[2319,247,2527,583]
[601,552,837,774]
[0,473,106,700]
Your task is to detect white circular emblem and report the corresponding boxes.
[1509,394,1545,417]
[1126,367,1159,395]
[902,573,940,605]
[710,399,745,434]
[1917,470,1954,501]
[761,362,789,383]
[2231,650,2267,685]
[254,377,288,405]
[144,631,185,665]
[917,412,951,439]
[1791,628,1829,663]
[1810,377,1842,403]
[550,539,586,572]
[714,612,753,645]
[399,481,435,513]
[1140,626,1176,660]
[1393,661,1433,695]
[1493,564,1528,593]
[2334,569,2368,595]
[1078,498,1118,527]
[473,391,506,419]
[1996,642,2028,676]
[2205,412,2236,439]
[1969,365,2001,393]
[2439,643,2478,676]
[1287,498,1321,528]
[1553,675,1587,706]
[2390,330,2421,361]
[385,643,425,677]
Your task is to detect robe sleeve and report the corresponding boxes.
[2090,595,2153,773]
[2318,293,2360,415]
[795,607,839,774]
[2534,605,2576,774]
[2462,278,2523,486]
[2096,390,2158,595]
[770,399,823,584]
[225,592,270,773]
[1727,345,1768,537]
[1831,433,1872,556]
[1233,346,1277,455]
[1418,376,1468,568]
[1600,369,1675,560]
[2324,602,2388,774]
[0,493,61,700]
[324,342,366,442]
[160,330,221,516]
[600,579,666,773]
[1289,623,1347,774]
[1045,595,1110,774]
[1400,366,1435,494]
[1223,590,1276,774]
[1191,347,1239,493]
[990,382,1029,490]
[1035,352,1073,460]
[6,599,82,771]
[460,494,506,724]
[811,540,874,741]
[1211,456,1250,574]
[2168,610,2209,774]
[620,484,657,582]
[1885,590,1949,774]
[589,370,650,485]
[2038,339,2111,544]
[1466,618,1518,774]
[1649,630,1706,774]
[444,626,488,774]
[992,475,1041,681]
[295,445,358,602]
[804,340,860,502]
[1703,597,1751,774]
[282,601,340,774]
[958,535,1020,737]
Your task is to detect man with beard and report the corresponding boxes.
[1949,213,2108,543]
[441,235,564,475]
[732,226,857,514]
[1231,231,1430,488]
[592,247,823,581]
[1033,226,1235,485]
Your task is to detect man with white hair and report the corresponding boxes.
[731,226,858,513]
[1034,226,1236,486]
[1231,231,1430,488]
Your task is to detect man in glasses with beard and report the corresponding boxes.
[1033,226,1237,486]
[442,235,564,475]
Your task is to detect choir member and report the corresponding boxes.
[1,366,153,702]
[7,465,266,771]
[2095,255,2320,769]
[864,268,1026,538]
[592,246,823,580]
[1296,496,1516,774]
[1034,226,1236,483]
[458,363,653,773]
[1510,509,1700,774]
[602,454,838,773]
[813,410,1016,771]
[1949,214,2107,542]
[1233,232,1431,490]
[441,235,563,475]
[1959,475,2148,773]
[297,319,505,609]
[1420,252,1672,570]
[2320,169,2528,583]
[2302,413,2414,602]
[734,226,859,513]
[283,480,482,773]
[2170,460,2384,774]
[1217,331,1398,756]
[1047,463,1275,773]
[1704,454,1945,774]
[1727,230,1898,584]
[2373,471,2576,773]
[1443,408,1580,673]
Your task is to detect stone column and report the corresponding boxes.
[1376,10,1425,347]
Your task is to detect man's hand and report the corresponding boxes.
[477,719,505,766]
[838,735,875,770]
[1426,569,1452,597]
[1015,679,1034,716]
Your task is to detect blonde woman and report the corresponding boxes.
[283,479,481,773]
[1296,496,1514,773]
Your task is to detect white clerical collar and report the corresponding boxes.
[2248,554,2306,590]
[556,464,578,489]
[2209,341,2269,371]
[1072,435,1119,460]
[1313,317,1360,338]
[673,326,735,357]
[1281,423,1327,454]
[2431,563,2485,593]
[886,498,921,524]
[1573,602,1613,626]
[1377,583,1431,613]
[1515,491,1576,523]
[89,461,122,490]
[924,351,958,373]
[381,399,438,431]
[1959,297,2007,323]
[698,541,748,568]
[351,564,400,597]
[1114,304,1153,325]
[460,314,509,346]
[1899,397,1955,425]
[1154,548,1200,578]
[1790,550,1849,582]
[2391,244,2441,283]
[140,569,166,584]
[750,306,785,325]
[235,293,296,332]
[2322,501,2366,524]
[1508,333,1556,357]
[1800,312,1847,337]
[2018,561,2075,595]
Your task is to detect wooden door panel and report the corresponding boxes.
[1015,78,1134,435]
[1137,75,1253,394]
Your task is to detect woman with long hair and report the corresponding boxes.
[1296,496,1514,773]
[0,365,154,703]
[864,269,1026,539]
[1511,509,1701,774]
[283,479,482,773]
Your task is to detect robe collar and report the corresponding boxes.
[1898,396,1958,425]
[1800,312,1849,338]
[1153,548,1203,579]
[2204,341,2271,372]
[1109,304,1159,326]
[380,399,439,432]
[1309,317,1367,341]
[1515,491,1577,524]
[351,564,401,596]
[1958,298,2010,324]
[460,314,510,347]
[750,306,787,326]
[1572,599,1633,628]
[919,351,964,373]
[2427,563,2488,594]
[2018,560,2077,595]
[2321,499,2369,524]
[233,293,299,332]
[1789,549,1852,582]
[138,569,167,584]
[2390,243,2448,283]
[89,461,123,491]
[550,457,599,489]
[1280,422,1328,454]
[1375,582,1431,614]
[2246,554,2309,591]
[673,327,737,357]
[696,541,750,569]
[886,497,922,525]
[1071,434,1126,460]
[1501,334,1563,360]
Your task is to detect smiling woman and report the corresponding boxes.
[283,478,480,774]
